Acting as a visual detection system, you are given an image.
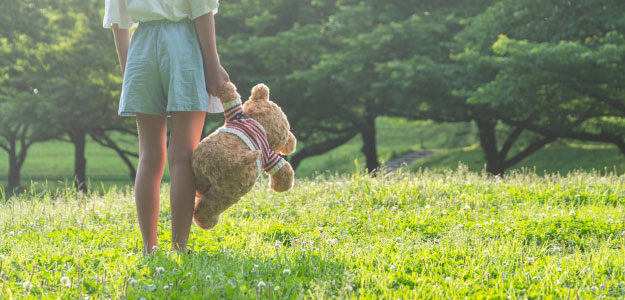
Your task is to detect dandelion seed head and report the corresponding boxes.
[60,276,70,286]
[205,275,212,281]
[258,281,266,289]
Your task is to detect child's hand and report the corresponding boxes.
[205,63,230,97]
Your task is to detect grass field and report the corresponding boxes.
[0,169,624,298]
[412,140,625,175]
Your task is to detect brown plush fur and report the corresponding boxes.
[191,82,296,229]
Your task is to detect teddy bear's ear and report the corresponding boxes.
[250,83,269,101]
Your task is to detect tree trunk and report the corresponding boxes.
[70,130,88,193]
[8,146,20,190]
[361,111,379,173]
[475,117,505,175]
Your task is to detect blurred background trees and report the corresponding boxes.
[1,0,624,190]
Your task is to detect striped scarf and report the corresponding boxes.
[217,98,286,176]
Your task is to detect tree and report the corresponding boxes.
[38,0,138,191]
[0,1,59,190]
[455,0,625,173]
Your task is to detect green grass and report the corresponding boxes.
[294,118,476,177]
[412,140,625,175]
[1,169,624,298]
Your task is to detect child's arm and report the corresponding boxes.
[194,12,230,96]
[111,24,130,75]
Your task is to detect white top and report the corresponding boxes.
[103,0,219,28]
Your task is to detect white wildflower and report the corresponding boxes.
[424,205,431,210]
[569,210,575,216]
[344,285,353,292]
[464,204,471,210]
[457,224,464,229]
[155,267,165,275]
[258,281,266,289]
[23,281,32,291]
[274,286,280,291]
[348,216,355,221]
[395,237,402,242]
[128,278,138,285]
[445,276,451,283]
[60,276,70,287]
[145,284,156,292]
[457,210,464,215]
[0,255,4,260]
[505,227,512,233]
[377,225,384,229]
[205,275,212,281]
[390,264,396,271]
[163,285,170,290]
[560,209,566,214]
[274,240,282,248]
[475,223,482,228]
[442,210,447,215]
[33,88,39,94]
[283,269,291,275]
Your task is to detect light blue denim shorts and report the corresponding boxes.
[119,19,223,116]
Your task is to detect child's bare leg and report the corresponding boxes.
[168,111,206,251]
[135,113,168,254]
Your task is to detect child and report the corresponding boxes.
[103,0,229,253]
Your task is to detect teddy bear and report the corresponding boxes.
[191,82,297,229]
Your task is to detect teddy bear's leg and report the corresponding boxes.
[193,187,239,229]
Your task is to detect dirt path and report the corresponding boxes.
[383,150,433,171]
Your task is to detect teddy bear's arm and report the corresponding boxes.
[268,160,294,192]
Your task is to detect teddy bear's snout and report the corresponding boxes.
[280,131,297,155]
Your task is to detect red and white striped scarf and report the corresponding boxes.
[218,98,286,175]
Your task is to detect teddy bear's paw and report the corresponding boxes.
[193,213,220,230]
[218,82,240,103]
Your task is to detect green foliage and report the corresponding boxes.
[1,170,624,297]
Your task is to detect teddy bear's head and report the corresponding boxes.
[242,84,296,155]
